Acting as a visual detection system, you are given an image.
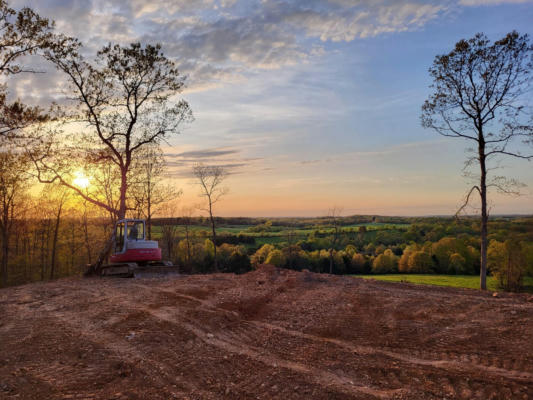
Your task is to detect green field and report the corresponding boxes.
[151,222,409,238]
[354,274,533,293]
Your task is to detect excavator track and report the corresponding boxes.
[99,261,180,278]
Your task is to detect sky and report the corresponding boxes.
[8,0,533,217]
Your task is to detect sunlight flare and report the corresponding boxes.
[72,171,90,189]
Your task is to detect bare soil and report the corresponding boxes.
[1,265,532,399]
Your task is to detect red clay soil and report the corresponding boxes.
[1,265,532,400]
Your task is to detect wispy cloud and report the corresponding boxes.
[459,0,532,5]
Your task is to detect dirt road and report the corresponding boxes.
[1,265,532,399]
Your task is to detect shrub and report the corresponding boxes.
[265,249,286,267]
[251,244,275,267]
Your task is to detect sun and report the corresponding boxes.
[73,171,90,189]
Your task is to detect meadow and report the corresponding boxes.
[355,274,533,293]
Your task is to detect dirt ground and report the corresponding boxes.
[1,266,532,400]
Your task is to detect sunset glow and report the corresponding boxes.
[8,0,533,216]
[72,172,90,189]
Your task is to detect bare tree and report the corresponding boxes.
[327,206,343,274]
[131,146,180,239]
[32,40,192,271]
[422,31,532,289]
[193,163,227,271]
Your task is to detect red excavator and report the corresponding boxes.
[99,219,178,277]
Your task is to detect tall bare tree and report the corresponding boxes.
[193,163,227,271]
[32,40,192,271]
[422,31,533,289]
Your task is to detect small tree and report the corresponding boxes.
[488,239,526,291]
[422,31,533,289]
[131,147,179,239]
[193,163,227,271]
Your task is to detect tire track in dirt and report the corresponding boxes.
[7,300,217,399]
[2,270,533,399]
[146,307,403,400]
[34,289,362,399]
[252,320,533,383]
[132,282,533,384]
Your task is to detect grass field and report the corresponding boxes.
[354,274,533,293]
[150,222,409,240]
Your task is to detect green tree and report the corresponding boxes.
[351,252,366,274]
[407,251,434,273]
[265,249,286,268]
[449,252,467,274]
[488,239,526,291]
[372,249,398,274]
[251,244,275,267]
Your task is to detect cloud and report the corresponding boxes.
[168,149,240,158]
[9,0,453,92]
[459,0,532,5]
[283,1,446,42]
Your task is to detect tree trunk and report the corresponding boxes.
[329,249,334,274]
[49,202,63,280]
[209,206,218,271]
[147,179,152,240]
[185,224,191,264]
[479,134,488,290]
[1,225,8,287]
[83,212,92,264]
[90,169,127,274]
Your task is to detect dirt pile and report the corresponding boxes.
[0,267,532,399]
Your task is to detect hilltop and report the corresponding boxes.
[1,267,532,399]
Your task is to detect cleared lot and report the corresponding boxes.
[1,266,532,399]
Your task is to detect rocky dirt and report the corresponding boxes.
[0,265,532,399]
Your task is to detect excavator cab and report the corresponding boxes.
[115,220,145,253]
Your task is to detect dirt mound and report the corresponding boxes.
[0,270,532,399]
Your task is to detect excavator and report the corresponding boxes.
[98,218,179,277]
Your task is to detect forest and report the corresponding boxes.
[3,209,533,292]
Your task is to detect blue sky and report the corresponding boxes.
[10,0,533,216]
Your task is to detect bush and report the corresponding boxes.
[251,244,275,267]
[265,249,286,267]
